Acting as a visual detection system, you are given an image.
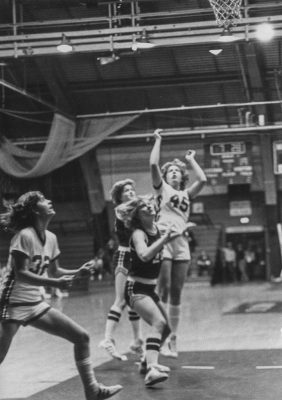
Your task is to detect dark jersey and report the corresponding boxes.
[115,218,131,247]
[129,228,162,280]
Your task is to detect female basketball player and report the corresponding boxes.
[116,196,185,387]
[0,191,122,400]
[99,179,143,360]
[150,129,207,357]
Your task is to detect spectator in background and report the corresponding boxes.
[244,244,256,281]
[236,243,249,282]
[103,238,117,278]
[221,242,237,283]
[210,247,223,286]
[196,250,212,277]
[92,248,105,281]
[255,246,266,280]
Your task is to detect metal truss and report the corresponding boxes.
[0,1,282,58]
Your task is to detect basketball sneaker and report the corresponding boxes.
[138,359,170,374]
[94,383,123,400]
[160,335,178,358]
[99,339,127,361]
[155,363,170,373]
[144,366,169,387]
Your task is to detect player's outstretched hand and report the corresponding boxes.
[153,128,163,140]
[163,223,181,242]
[76,259,96,277]
[164,222,197,242]
[185,150,196,162]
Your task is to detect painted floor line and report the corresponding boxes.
[256,366,282,370]
[181,365,215,370]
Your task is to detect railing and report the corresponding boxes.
[1,1,282,57]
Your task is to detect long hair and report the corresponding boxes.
[161,158,189,190]
[115,195,154,231]
[0,191,43,232]
[110,179,135,206]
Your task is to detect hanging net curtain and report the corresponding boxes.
[0,113,139,178]
[208,0,243,28]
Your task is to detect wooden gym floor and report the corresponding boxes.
[1,280,282,400]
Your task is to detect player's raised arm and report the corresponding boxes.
[185,150,207,199]
[150,129,163,189]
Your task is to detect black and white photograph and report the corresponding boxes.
[1,1,282,399]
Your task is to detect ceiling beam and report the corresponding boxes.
[71,73,241,93]
[1,1,282,30]
[76,99,282,118]
[10,72,242,96]
[106,124,282,141]
[1,15,282,58]
[11,123,282,146]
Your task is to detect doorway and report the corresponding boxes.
[226,231,266,281]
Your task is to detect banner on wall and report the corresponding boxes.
[204,141,253,186]
[191,202,204,214]
[229,200,252,217]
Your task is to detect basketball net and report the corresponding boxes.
[208,0,243,28]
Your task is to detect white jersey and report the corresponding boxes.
[0,227,60,305]
[155,180,190,231]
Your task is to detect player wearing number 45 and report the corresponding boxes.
[150,129,207,358]
[0,191,122,400]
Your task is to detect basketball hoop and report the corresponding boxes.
[208,0,243,28]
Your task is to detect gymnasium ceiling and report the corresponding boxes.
[1,0,282,143]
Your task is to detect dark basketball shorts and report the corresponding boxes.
[125,280,160,308]
[114,246,131,276]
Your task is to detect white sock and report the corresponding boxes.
[76,357,99,399]
[168,304,181,336]
[145,335,161,367]
[105,306,122,340]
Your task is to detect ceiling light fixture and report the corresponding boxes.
[132,28,155,51]
[255,22,274,42]
[217,27,239,43]
[98,53,120,66]
[23,46,34,56]
[57,34,73,53]
[209,48,223,56]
